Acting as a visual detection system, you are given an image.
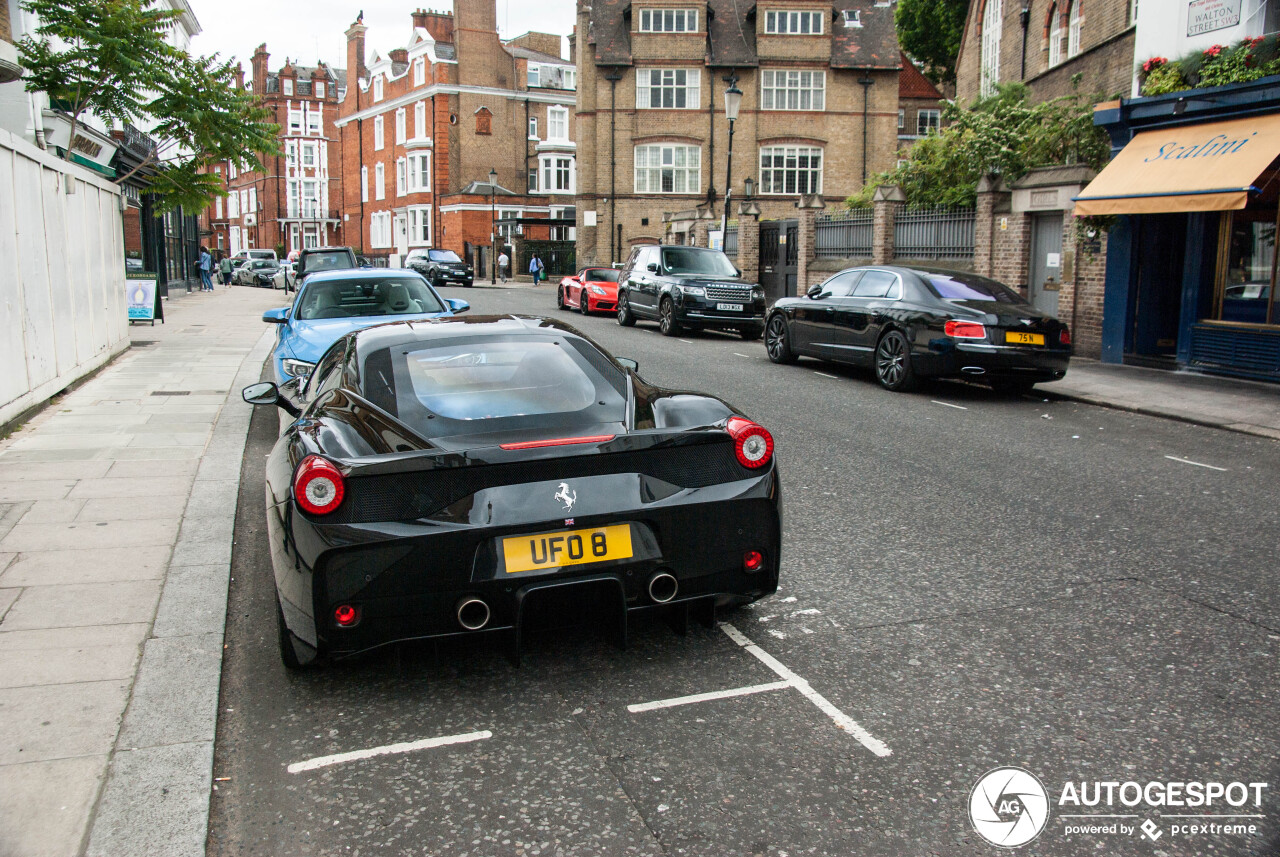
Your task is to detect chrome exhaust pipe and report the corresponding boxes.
[961,366,987,375]
[648,572,678,604]
[456,597,491,631]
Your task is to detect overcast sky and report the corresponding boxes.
[187,0,578,74]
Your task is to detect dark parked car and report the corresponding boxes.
[295,246,358,287]
[242,315,781,668]
[616,245,766,339]
[236,259,280,288]
[408,248,474,287]
[764,266,1072,393]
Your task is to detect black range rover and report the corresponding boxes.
[616,245,766,339]
[407,248,475,288]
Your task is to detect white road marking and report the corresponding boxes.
[718,623,892,757]
[286,730,492,774]
[931,400,968,410]
[679,339,693,344]
[626,680,791,713]
[733,352,752,359]
[813,371,838,379]
[1164,455,1227,472]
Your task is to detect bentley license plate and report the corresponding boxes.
[717,302,744,312]
[1005,331,1044,346]
[503,524,633,574]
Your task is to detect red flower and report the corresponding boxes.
[1142,56,1167,73]
[1203,44,1224,57]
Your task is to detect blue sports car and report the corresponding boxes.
[263,269,469,386]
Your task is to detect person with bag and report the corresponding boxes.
[219,253,233,287]
[198,246,213,291]
[529,253,544,284]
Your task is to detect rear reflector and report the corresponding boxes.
[500,435,616,450]
[333,604,360,627]
[726,417,774,469]
[945,320,987,339]
[1060,328,1072,346]
[295,456,345,515]
[743,550,764,572]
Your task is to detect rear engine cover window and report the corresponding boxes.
[403,340,601,420]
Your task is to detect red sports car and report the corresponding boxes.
[557,267,622,315]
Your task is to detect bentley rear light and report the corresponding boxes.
[945,320,987,339]
[1060,328,1072,346]
[726,417,774,469]
[333,604,360,627]
[295,455,345,515]
[743,550,764,572]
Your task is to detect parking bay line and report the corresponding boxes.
[931,400,968,410]
[627,623,891,757]
[813,371,838,379]
[287,730,493,774]
[1164,455,1227,472]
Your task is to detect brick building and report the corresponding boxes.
[574,0,902,273]
[955,0,1137,105]
[215,50,348,257]
[897,52,947,155]
[334,3,577,274]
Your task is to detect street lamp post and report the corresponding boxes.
[489,167,497,285]
[720,76,743,240]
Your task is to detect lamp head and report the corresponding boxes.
[488,168,497,185]
[724,81,743,121]
[743,176,755,199]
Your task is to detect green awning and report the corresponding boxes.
[55,147,118,179]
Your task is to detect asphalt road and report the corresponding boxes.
[208,285,1280,856]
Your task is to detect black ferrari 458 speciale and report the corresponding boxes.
[242,315,781,668]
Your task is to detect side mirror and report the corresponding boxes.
[616,357,639,372]
[263,307,289,324]
[242,382,300,417]
[806,285,827,299]
[646,262,658,273]
[447,298,470,314]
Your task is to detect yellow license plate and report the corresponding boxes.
[1005,331,1044,346]
[502,524,633,574]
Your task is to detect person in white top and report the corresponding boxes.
[497,251,509,284]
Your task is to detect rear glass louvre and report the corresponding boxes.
[323,441,752,523]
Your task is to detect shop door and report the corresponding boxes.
[758,220,798,303]
[1130,214,1185,360]
[1029,213,1063,317]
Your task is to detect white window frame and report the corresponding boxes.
[1067,1,1082,59]
[370,211,393,248]
[301,180,318,218]
[395,108,407,144]
[548,106,569,141]
[301,142,316,167]
[315,82,325,99]
[307,106,322,136]
[415,101,426,138]
[373,75,384,102]
[760,69,825,111]
[248,187,257,212]
[407,152,431,193]
[413,57,425,86]
[1049,3,1063,67]
[361,166,368,203]
[374,115,385,150]
[764,10,824,34]
[288,180,299,217]
[916,109,941,135]
[898,108,905,129]
[529,116,539,139]
[215,195,222,219]
[396,157,407,196]
[759,145,823,195]
[288,108,303,135]
[375,162,385,200]
[636,67,701,109]
[540,154,575,194]
[638,8,698,32]
[283,78,294,96]
[227,191,239,219]
[981,0,1003,97]
[634,144,700,194]
[407,205,432,246]
[527,64,540,88]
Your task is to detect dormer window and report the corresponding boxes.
[765,10,825,34]
[842,10,862,27]
[414,57,425,86]
[638,8,698,32]
[315,82,325,98]
[373,75,384,102]
[283,78,294,95]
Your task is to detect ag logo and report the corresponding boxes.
[969,766,1050,848]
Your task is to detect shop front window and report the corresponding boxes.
[1218,211,1279,325]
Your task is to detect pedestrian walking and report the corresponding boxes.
[218,253,233,287]
[529,253,544,284]
[497,250,509,284]
[198,246,213,291]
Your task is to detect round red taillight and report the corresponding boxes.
[726,417,774,469]
[743,550,764,572]
[334,604,360,627]
[295,455,345,515]
[945,320,987,339]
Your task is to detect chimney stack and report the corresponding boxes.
[250,44,270,94]
[345,19,368,82]
[412,8,454,43]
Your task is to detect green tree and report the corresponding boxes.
[848,82,1111,209]
[18,0,278,212]
[895,0,969,85]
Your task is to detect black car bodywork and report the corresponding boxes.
[237,259,280,288]
[296,246,358,288]
[408,249,475,288]
[244,316,781,668]
[764,265,1072,392]
[616,245,767,339]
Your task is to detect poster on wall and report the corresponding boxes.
[1187,0,1242,36]
[126,272,164,324]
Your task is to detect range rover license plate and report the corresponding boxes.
[717,303,744,312]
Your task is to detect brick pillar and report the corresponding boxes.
[795,195,823,295]
[738,208,760,284]
[974,174,1010,278]
[871,185,905,265]
[691,218,709,248]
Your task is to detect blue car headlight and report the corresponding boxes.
[282,358,315,379]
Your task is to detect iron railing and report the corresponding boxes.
[814,210,873,258]
[724,226,738,256]
[893,206,975,260]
